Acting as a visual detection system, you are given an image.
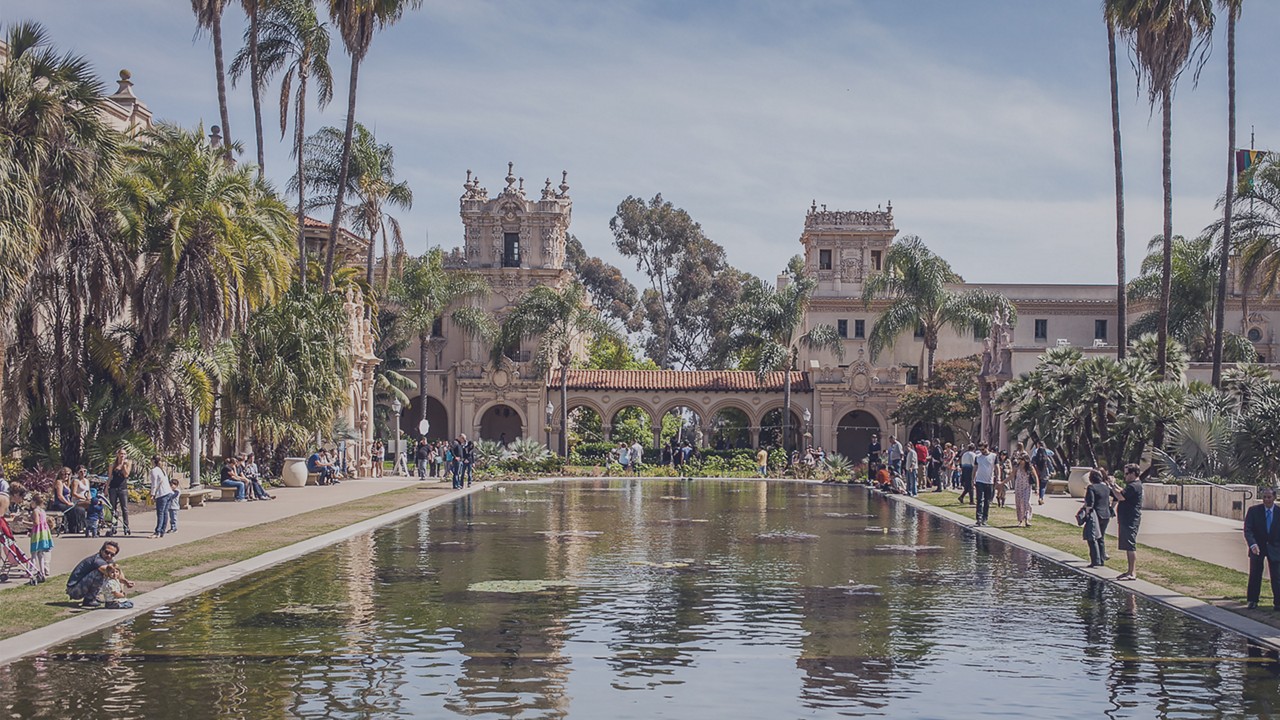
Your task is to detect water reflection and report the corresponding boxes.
[0,479,1277,719]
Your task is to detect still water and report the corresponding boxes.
[2,479,1278,719]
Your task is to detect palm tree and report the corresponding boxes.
[240,0,267,177]
[1104,0,1129,359]
[390,248,492,430]
[321,0,422,290]
[1113,0,1214,378]
[1212,0,1243,387]
[232,0,334,283]
[298,124,411,295]
[1229,159,1280,298]
[862,236,1013,377]
[492,281,612,456]
[191,0,234,154]
[730,256,844,455]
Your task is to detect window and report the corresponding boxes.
[1249,327,1263,342]
[818,249,832,270]
[1034,319,1047,341]
[974,325,985,341]
[837,319,848,338]
[503,232,521,268]
[854,319,865,339]
[431,317,444,338]
[1094,320,1107,341]
[905,365,919,385]
[870,250,882,271]
[914,323,925,339]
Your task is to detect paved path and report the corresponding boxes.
[931,488,1250,573]
[3,474,448,588]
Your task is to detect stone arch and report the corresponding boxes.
[835,410,882,462]
[607,403,655,447]
[708,405,752,450]
[477,402,525,442]
[658,403,704,450]
[566,399,606,445]
[757,405,803,452]
[704,398,758,427]
[402,395,449,442]
[654,398,707,424]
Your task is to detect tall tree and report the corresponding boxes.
[1212,0,1243,387]
[564,234,642,331]
[321,0,422,290]
[1229,159,1280,300]
[241,0,267,176]
[728,256,844,455]
[1114,0,1214,378]
[389,249,492,429]
[609,193,747,368]
[297,123,411,295]
[1104,1,1129,359]
[862,236,1012,377]
[492,281,613,456]
[191,0,234,154]
[233,0,334,284]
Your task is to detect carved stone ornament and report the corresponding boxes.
[847,350,872,399]
[840,256,864,283]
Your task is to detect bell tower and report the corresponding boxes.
[797,201,898,297]
[459,162,572,271]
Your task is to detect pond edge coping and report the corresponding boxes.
[889,490,1280,653]
[0,482,495,668]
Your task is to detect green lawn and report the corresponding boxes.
[907,489,1273,624]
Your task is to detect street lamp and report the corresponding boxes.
[392,398,402,460]
[545,401,555,454]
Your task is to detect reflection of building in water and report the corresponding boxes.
[794,583,896,710]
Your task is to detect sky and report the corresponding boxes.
[4,0,1277,286]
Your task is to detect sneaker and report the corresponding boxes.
[235,498,247,502]
[80,598,101,608]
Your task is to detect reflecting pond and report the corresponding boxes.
[2,479,1279,719]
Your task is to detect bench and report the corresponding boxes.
[178,488,209,509]
[218,486,241,501]
[1047,479,1070,496]
[306,473,320,486]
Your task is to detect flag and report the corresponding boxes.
[1237,149,1271,177]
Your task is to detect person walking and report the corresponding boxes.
[1082,469,1113,567]
[1244,487,1280,610]
[415,439,430,479]
[972,444,996,526]
[1112,464,1143,581]
[1032,441,1056,505]
[1011,453,1038,527]
[149,456,176,538]
[958,443,976,505]
[928,441,944,492]
[108,449,133,536]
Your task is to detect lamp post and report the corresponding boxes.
[392,398,402,462]
[546,401,555,454]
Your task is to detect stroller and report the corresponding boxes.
[84,488,117,538]
[0,516,43,585]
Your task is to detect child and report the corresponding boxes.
[167,477,181,533]
[27,492,52,581]
[85,489,105,538]
[101,564,134,609]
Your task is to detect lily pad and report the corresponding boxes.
[467,579,576,594]
[874,544,945,554]
[537,530,603,541]
[755,531,820,543]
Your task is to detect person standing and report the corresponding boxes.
[630,439,644,476]
[1083,469,1113,567]
[887,436,903,475]
[1011,453,1038,527]
[1112,464,1143,581]
[27,492,52,580]
[449,435,464,489]
[1244,487,1280,610]
[867,434,882,471]
[756,447,769,478]
[972,444,996,526]
[108,449,133,536]
[928,441,943,492]
[149,456,175,538]
[415,439,430,479]
[461,436,476,487]
[903,442,919,496]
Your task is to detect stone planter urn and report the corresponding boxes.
[282,457,308,488]
[1067,466,1092,498]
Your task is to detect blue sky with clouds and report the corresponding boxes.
[5,0,1277,285]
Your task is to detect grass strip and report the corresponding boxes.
[0,483,450,642]
[906,490,1279,625]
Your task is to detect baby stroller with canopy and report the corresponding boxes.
[0,516,43,585]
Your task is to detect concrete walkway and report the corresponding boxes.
[2,474,447,588]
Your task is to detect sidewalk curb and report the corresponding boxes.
[889,490,1280,653]
[0,482,492,668]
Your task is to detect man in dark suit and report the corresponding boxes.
[1244,487,1280,610]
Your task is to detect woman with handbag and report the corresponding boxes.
[1081,469,1113,567]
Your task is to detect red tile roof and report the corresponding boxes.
[556,369,810,393]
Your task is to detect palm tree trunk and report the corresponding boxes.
[1212,11,1237,388]
[782,367,792,454]
[295,70,309,286]
[380,223,391,290]
[418,332,428,426]
[247,0,265,177]
[560,363,569,456]
[926,342,937,378]
[364,224,377,301]
[1108,18,1127,359]
[323,53,361,291]
[1155,89,1173,379]
[211,11,232,155]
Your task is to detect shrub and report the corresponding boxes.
[574,442,616,463]
[16,468,57,496]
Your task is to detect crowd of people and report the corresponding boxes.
[412,435,477,490]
